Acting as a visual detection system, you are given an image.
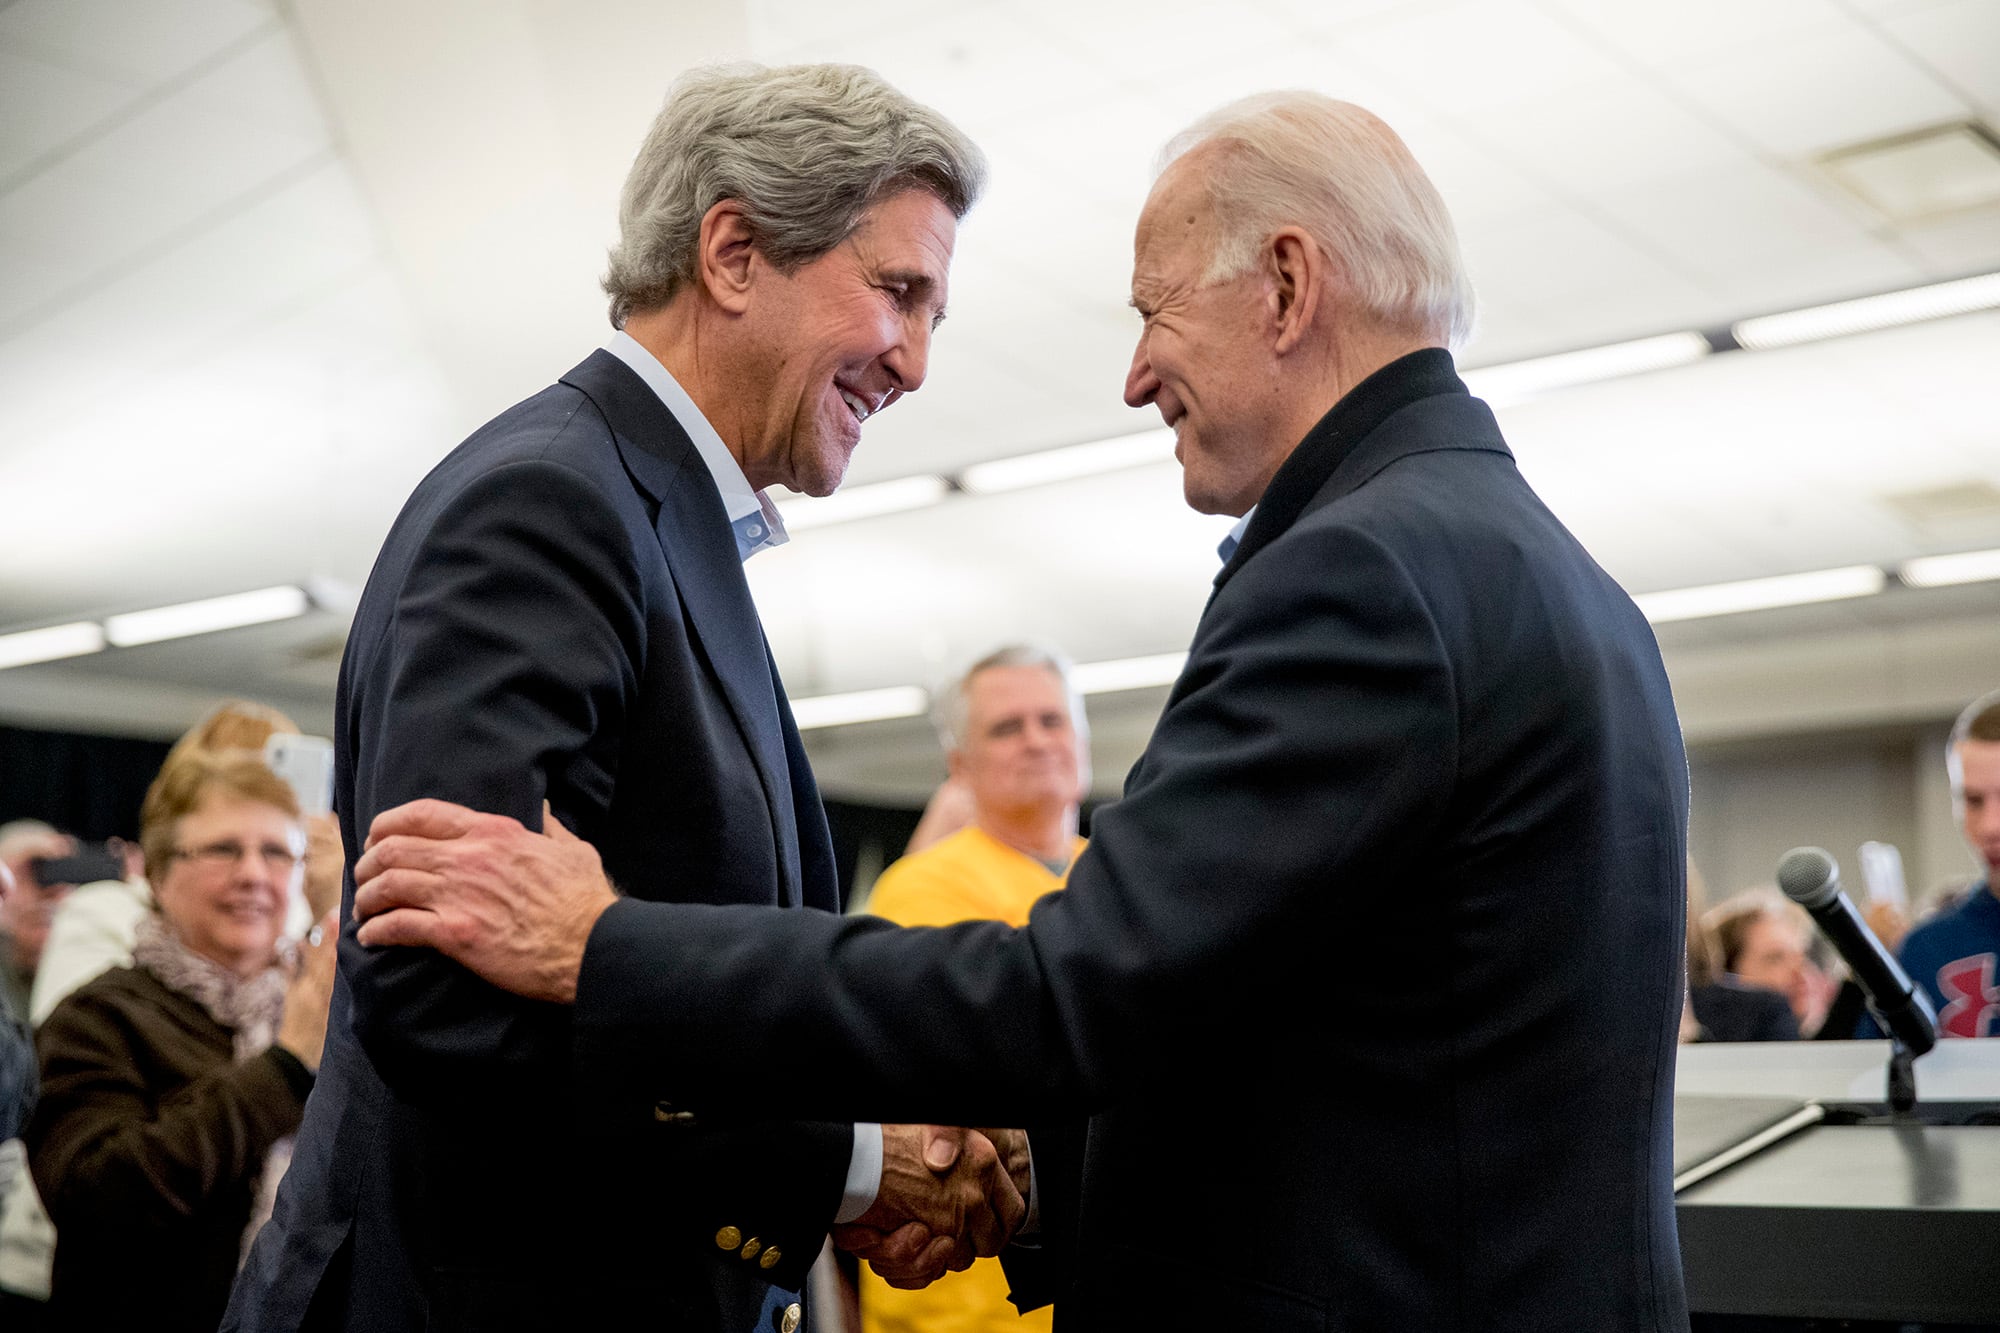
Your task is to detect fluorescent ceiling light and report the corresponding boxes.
[790,685,929,731]
[1732,272,2000,351]
[1632,566,1886,624]
[1462,332,1710,405]
[1071,652,1188,695]
[102,585,311,647]
[0,622,107,670]
[1900,547,2000,589]
[959,429,1177,495]
[775,475,948,531]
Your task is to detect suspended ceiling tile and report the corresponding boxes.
[1457,207,1714,341]
[0,161,376,450]
[1151,32,1439,137]
[1546,0,1835,66]
[1878,0,2000,116]
[0,49,136,182]
[172,25,331,138]
[759,5,1105,140]
[1334,0,1625,116]
[0,0,272,85]
[1260,0,1450,30]
[1397,119,1563,226]
[1007,0,1279,78]
[1593,158,1896,286]
[748,0,952,61]
[0,89,327,330]
[1664,23,1970,160]
[1468,75,1750,196]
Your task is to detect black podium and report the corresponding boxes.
[1674,1043,2000,1332]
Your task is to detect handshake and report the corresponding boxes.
[841,1124,1031,1288]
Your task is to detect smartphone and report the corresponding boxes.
[265,734,336,817]
[1858,840,1908,911]
[30,843,126,888]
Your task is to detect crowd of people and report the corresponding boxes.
[0,703,340,1333]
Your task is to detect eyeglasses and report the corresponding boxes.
[171,840,300,872]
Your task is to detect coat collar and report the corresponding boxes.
[1212,348,1508,594]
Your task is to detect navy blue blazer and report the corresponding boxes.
[566,351,1692,1331]
[226,351,848,1333]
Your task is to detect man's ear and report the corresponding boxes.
[945,748,966,783]
[1266,227,1323,356]
[696,199,759,315]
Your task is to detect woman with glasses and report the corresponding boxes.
[23,750,336,1333]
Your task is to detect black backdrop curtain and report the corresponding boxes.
[0,725,173,841]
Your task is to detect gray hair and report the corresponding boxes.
[603,63,987,327]
[1158,91,1475,350]
[932,643,1087,752]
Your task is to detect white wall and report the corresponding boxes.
[1687,719,1978,915]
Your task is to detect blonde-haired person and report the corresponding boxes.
[28,701,341,1026]
[25,751,335,1333]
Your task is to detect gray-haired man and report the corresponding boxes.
[226,64,1017,1333]
[854,646,1087,1331]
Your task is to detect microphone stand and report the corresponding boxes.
[1885,1035,1918,1117]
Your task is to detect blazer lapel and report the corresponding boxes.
[561,351,803,907]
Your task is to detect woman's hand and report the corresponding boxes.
[276,910,339,1073]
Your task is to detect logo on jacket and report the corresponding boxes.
[1937,953,2000,1039]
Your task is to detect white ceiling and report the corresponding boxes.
[2,0,1998,801]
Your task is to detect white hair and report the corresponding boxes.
[1158,91,1475,350]
[932,643,1088,753]
[603,63,987,327]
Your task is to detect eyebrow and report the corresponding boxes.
[883,268,949,329]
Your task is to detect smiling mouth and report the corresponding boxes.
[838,387,875,424]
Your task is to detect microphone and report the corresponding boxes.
[1776,847,1936,1056]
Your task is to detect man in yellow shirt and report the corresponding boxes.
[858,645,1089,1333]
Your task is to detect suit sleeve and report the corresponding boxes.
[572,520,1458,1126]
[341,457,644,1099]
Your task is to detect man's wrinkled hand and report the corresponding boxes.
[351,799,616,1004]
[833,1124,1025,1289]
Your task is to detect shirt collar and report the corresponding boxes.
[605,331,789,563]
[1218,506,1256,565]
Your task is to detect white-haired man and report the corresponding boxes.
[855,645,1089,1333]
[353,92,1691,1330]
[227,64,1020,1333]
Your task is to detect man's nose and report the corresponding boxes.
[885,317,933,396]
[1124,336,1158,408]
